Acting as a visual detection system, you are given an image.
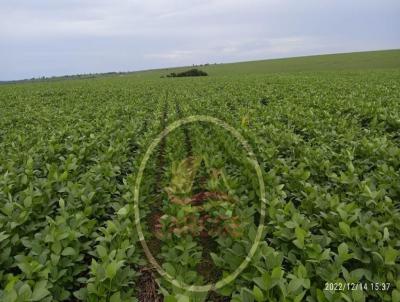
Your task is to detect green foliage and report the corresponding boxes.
[166,69,208,78]
[0,52,399,301]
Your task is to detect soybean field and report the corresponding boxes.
[0,50,400,302]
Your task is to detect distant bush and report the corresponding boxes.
[165,69,208,78]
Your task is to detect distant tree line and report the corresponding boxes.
[1,64,220,84]
[1,72,131,84]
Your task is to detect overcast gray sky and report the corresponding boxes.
[1,0,399,80]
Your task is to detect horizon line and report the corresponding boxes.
[1,48,399,83]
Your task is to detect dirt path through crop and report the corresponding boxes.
[138,93,169,302]
[174,99,227,301]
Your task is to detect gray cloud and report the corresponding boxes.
[1,0,399,80]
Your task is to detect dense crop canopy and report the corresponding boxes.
[0,64,399,301]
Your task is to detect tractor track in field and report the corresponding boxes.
[174,99,228,302]
[154,95,169,194]
[138,94,169,302]
[138,96,228,301]
[175,99,193,156]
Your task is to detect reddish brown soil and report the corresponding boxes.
[137,267,162,302]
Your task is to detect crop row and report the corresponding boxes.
[0,70,399,301]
